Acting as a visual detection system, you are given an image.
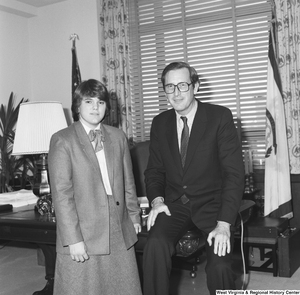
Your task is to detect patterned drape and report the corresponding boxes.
[273,0,300,173]
[99,0,133,141]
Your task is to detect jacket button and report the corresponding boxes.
[116,201,120,205]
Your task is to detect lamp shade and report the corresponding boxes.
[12,101,67,155]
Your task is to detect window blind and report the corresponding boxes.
[128,0,272,169]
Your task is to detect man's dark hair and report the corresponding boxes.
[161,61,200,89]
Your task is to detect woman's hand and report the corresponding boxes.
[133,223,142,234]
[69,241,89,262]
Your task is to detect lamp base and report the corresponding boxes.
[33,154,55,218]
[33,154,50,197]
[36,193,55,218]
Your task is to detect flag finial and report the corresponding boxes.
[69,33,79,48]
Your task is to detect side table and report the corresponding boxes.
[244,216,289,277]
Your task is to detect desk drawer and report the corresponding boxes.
[0,225,56,244]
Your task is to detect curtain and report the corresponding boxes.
[98,0,133,142]
[273,0,300,173]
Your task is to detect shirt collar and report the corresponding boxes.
[175,99,198,125]
[79,120,101,134]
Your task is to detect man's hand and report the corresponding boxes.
[134,223,142,234]
[69,241,89,262]
[147,198,171,231]
[207,221,231,257]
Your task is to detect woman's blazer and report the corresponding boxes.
[48,121,140,255]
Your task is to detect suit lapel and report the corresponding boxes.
[74,121,101,175]
[165,111,182,172]
[184,100,207,171]
[101,124,114,189]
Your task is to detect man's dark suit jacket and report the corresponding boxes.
[145,100,245,233]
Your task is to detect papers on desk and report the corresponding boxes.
[0,189,37,207]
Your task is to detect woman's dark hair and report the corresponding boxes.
[161,61,200,89]
[71,79,111,121]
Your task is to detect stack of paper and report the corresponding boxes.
[0,189,37,207]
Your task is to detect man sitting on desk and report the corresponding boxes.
[143,61,245,295]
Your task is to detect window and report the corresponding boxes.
[128,0,272,169]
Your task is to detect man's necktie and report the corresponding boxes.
[88,129,104,153]
[180,116,189,167]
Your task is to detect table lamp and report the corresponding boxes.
[12,101,67,216]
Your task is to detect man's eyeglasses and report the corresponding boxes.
[164,82,193,94]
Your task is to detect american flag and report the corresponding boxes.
[71,34,81,97]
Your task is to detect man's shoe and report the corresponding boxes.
[32,278,54,295]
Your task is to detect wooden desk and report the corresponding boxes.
[0,205,56,245]
[0,206,148,247]
[0,199,255,247]
[0,199,256,285]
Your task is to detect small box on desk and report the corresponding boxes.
[245,217,289,238]
[278,228,300,277]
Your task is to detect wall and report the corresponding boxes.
[28,0,101,122]
[0,0,101,123]
[0,10,31,105]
